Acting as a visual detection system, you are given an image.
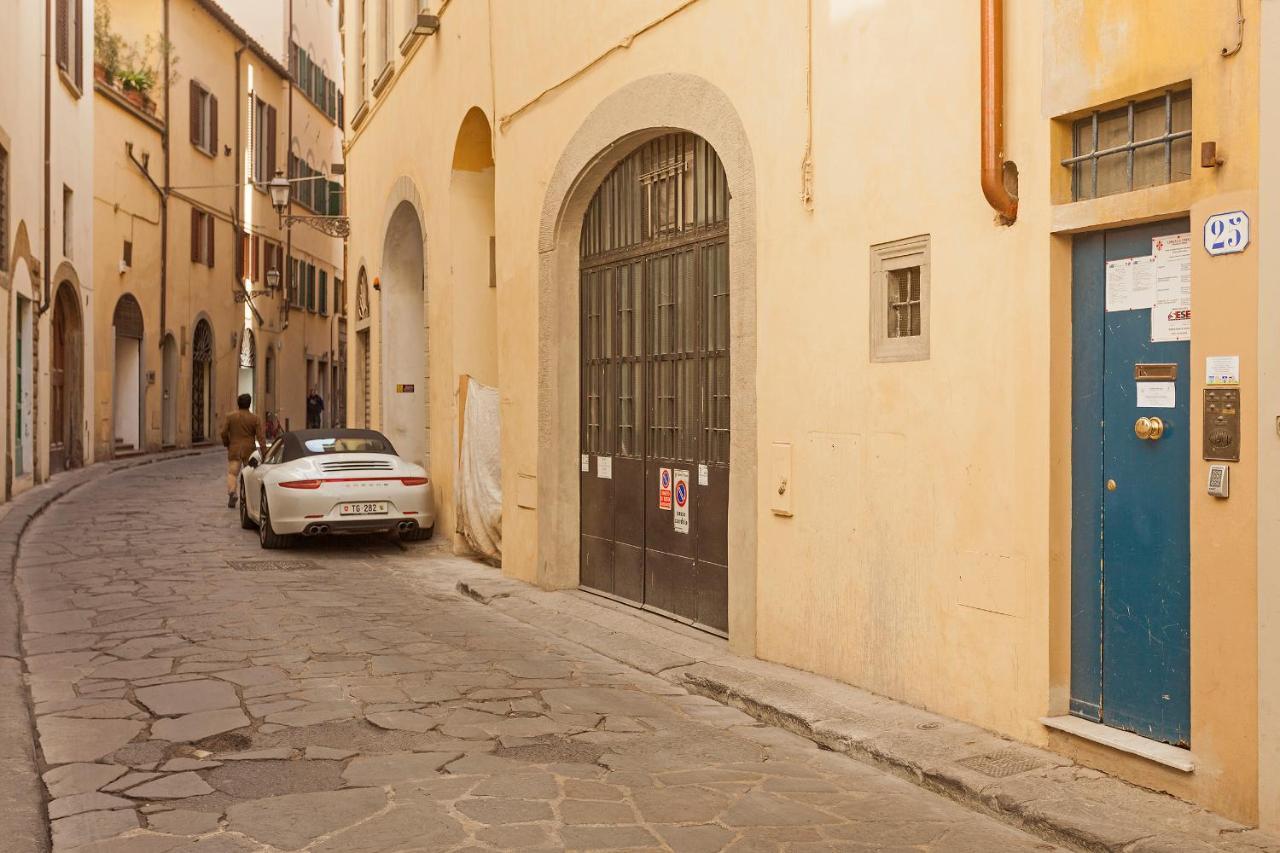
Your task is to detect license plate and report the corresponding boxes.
[340,502,388,515]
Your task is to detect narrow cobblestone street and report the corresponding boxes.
[15,455,1061,852]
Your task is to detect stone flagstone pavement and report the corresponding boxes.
[15,454,1063,852]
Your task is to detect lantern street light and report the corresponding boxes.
[267,170,350,238]
[265,266,281,290]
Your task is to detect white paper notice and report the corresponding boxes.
[1136,382,1176,408]
[596,456,613,479]
[1206,356,1240,385]
[580,454,590,473]
[698,464,710,486]
[1106,255,1157,312]
[1151,233,1192,342]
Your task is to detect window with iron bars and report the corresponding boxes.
[1065,89,1191,202]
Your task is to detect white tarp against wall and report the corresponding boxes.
[456,376,502,562]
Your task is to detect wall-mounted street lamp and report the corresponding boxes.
[267,171,350,239]
[266,266,281,290]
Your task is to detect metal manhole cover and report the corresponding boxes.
[228,559,323,572]
[956,749,1046,778]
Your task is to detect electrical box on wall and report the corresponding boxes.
[1203,388,1241,462]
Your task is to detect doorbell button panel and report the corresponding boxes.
[1203,388,1241,462]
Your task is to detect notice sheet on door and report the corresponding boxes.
[1106,255,1157,312]
[1151,233,1191,342]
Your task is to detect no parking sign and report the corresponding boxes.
[658,467,672,510]
[673,469,690,534]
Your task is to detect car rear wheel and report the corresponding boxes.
[400,524,435,542]
[258,490,294,549]
[239,480,256,530]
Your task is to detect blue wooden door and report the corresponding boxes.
[1071,218,1191,747]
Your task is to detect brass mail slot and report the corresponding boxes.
[1134,363,1178,381]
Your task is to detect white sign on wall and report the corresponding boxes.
[1203,211,1250,256]
[672,469,690,534]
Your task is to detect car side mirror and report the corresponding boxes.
[247,457,260,468]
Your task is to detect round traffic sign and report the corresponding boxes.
[675,480,688,507]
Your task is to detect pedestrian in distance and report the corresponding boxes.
[264,410,283,442]
[220,393,265,508]
[306,387,325,429]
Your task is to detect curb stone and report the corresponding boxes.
[0,448,217,853]
[447,569,1280,853]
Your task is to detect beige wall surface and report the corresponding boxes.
[1257,0,1280,834]
[344,0,1269,823]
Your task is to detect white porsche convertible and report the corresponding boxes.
[238,428,435,548]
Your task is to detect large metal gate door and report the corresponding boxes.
[578,133,730,635]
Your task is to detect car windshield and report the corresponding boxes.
[302,436,393,455]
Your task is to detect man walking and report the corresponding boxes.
[220,394,265,508]
[306,387,325,428]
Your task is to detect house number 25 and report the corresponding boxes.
[1203,211,1250,256]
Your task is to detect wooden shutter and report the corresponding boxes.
[189,81,200,145]
[56,0,69,71]
[190,209,200,262]
[74,0,83,87]
[209,94,218,152]
[205,215,215,268]
[253,235,261,282]
[266,105,277,179]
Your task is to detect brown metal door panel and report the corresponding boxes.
[580,533,615,595]
[644,549,697,622]
[694,464,730,568]
[612,456,645,546]
[613,541,644,603]
[696,559,729,634]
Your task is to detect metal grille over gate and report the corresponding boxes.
[112,295,144,340]
[578,132,730,635]
[192,320,213,442]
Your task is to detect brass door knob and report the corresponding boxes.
[1135,416,1165,440]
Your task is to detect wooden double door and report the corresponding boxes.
[577,133,730,636]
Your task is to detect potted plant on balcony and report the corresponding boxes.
[117,66,157,113]
[93,2,125,86]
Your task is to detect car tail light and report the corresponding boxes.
[401,477,429,486]
[280,479,323,490]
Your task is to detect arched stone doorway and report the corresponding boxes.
[238,328,256,407]
[50,281,84,473]
[576,132,731,634]
[450,107,498,387]
[380,199,427,465]
[112,294,144,453]
[191,319,214,443]
[161,334,178,447]
[537,74,757,651]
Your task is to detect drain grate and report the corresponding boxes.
[956,749,1046,778]
[228,559,323,572]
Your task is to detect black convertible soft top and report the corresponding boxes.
[277,429,398,462]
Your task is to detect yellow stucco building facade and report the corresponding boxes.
[343,0,1280,828]
[91,0,347,462]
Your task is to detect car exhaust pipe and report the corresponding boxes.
[397,521,416,532]
[303,523,330,536]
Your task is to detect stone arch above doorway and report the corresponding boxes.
[536,73,758,653]
[379,189,428,467]
[50,278,85,473]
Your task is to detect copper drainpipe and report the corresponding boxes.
[981,0,1018,223]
